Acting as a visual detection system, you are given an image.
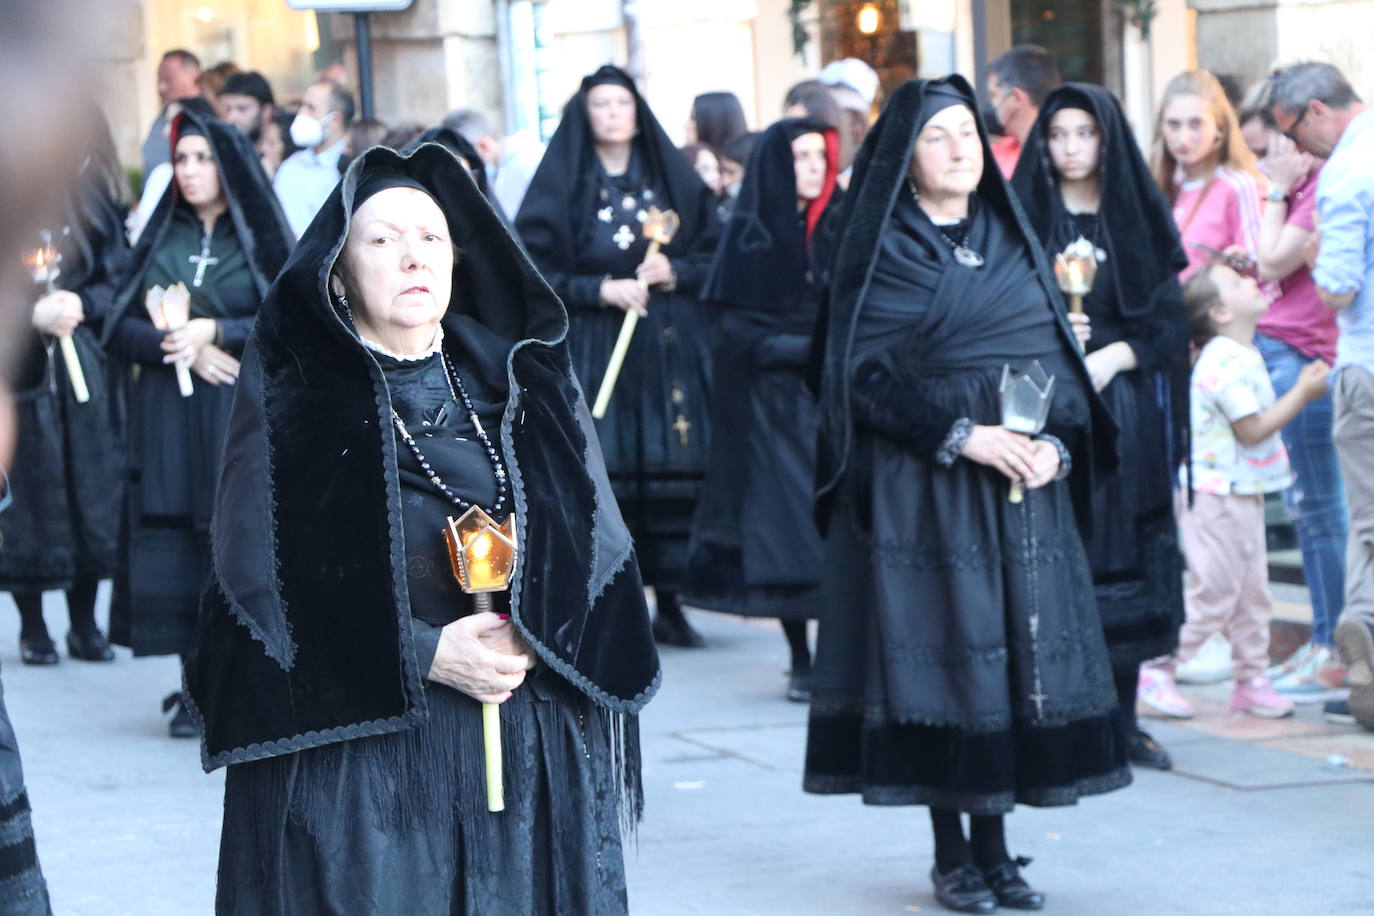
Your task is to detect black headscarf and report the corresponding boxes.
[184,143,659,770]
[1011,82,1191,473]
[814,75,1115,528]
[515,65,718,273]
[1011,83,1188,318]
[701,117,843,310]
[106,105,293,344]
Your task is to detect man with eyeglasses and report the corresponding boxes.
[1270,62,1374,731]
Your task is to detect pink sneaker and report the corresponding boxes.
[1139,666,1194,719]
[1230,676,1295,718]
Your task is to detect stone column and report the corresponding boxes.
[330,0,501,127]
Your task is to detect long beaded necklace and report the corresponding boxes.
[391,348,508,518]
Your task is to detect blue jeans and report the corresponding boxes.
[1257,333,1348,644]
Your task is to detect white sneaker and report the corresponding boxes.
[1267,641,1314,680]
[1177,633,1233,684]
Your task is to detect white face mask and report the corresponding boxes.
[290,111,335,148]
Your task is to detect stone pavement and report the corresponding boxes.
[3,587,1373,914]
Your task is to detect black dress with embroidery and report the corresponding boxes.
[559,157,713,590]
[515,66,720,594]
[804,78,1130,816]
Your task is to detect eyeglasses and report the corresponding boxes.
[1283,105,1310,145]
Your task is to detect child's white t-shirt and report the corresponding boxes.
[1185,335,1294,495]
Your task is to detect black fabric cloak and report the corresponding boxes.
[803,76,1130,814]
[106,108,293,656]
[184,142,659,914]
[0,115,130,593]
[1011,83,1190,668]
[515,65,721,592]
[682,118,843,618]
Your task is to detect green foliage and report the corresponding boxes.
[1119,0,1159,41]
[789,0,815,59]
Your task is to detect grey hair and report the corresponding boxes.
[440,109,498,145]
[1270,62,1362,116]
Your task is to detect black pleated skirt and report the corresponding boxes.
[803,435,1131,815]
[216,669,631,916]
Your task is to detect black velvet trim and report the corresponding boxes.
[0,837,39,884]
[504,365,661,715]
[803,706,1132,815]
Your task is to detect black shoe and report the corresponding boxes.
[1130,728,1173,770]
[930,864,997,914]
[162,692,199,739]
[786,669,812,703]
[652,612,706,648]
[19,637,59,666]
[1324,698,1356,725]
[67,628,115,662]
[981,856,1046,910]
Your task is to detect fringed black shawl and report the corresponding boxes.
[184,143,660,770]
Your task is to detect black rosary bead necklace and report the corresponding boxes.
[390,347,508,518]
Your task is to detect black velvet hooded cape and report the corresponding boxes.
[0,107,130,591]
[1011,83,1190,666]
[107,108,293,656]
[803,77,1129,814]
[183,142,660,772]
[682,118,843,617]
[514,65,721,592]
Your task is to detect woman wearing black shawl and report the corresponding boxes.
[516,65,720,647]
[0,107,130,665]
[682,117,842,699]
[184,141,658,914]
[1012,83,1191,771]
[106,107,292,735]
[803,77,1128,913]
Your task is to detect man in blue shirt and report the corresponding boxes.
[274,81,354,238]
[1272,62,1374,730]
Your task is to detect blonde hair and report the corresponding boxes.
[1152,70,1260,205]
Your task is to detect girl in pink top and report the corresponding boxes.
[1154,71,1268,282]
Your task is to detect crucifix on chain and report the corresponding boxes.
[672,413,692,447]
[189,232,219,288]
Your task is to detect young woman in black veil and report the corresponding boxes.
[1012,83,1191,771]
[804,76,1129,914]
[0,106,130,666]
[516,65,720,647]
[683,117,842,700]
[106,107,293,736]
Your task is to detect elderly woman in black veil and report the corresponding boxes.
[803,77,1129,914]
[0,107,129,666]
[1012,83,1191,771]
[184,142,659,915]
[683,117,843,700]
[516,65,720,647]
[107,107,292,736]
